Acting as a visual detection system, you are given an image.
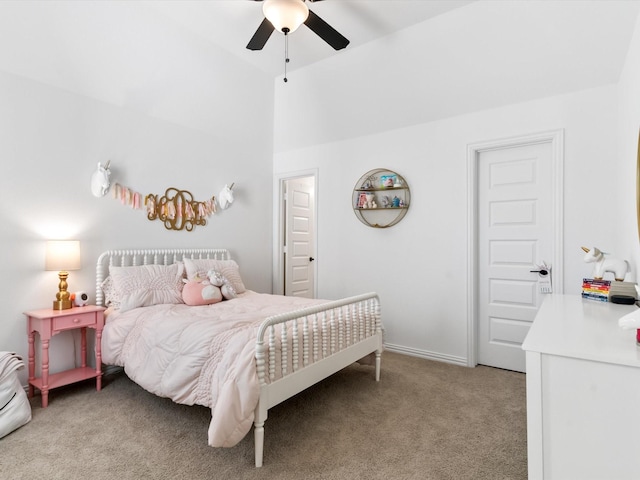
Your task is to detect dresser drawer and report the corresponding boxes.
[52,312,97,331]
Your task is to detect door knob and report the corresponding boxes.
[309,257,315,262]
[530,269,548,276]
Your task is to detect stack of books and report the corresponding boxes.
[609,281,638,300]
[582,278,611,302]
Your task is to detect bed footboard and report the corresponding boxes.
[253,292,382,467]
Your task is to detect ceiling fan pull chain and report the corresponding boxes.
[283,28,290,83]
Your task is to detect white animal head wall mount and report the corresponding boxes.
[90,160,111,197]
[218,183,235,210]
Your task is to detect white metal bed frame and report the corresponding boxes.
[96,248,383,467]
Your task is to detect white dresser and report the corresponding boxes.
[522,295,640,480]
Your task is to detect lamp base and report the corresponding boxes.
[53,299,73,310]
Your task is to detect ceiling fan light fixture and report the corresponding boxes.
[263,0,309,34]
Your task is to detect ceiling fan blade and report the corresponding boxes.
[247,18,275,50]
[304,9,349,50]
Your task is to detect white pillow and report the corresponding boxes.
[100,276,120,309]
[109,263,185,312]
[183,258,246,294]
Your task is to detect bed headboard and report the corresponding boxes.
[95,248,230,307]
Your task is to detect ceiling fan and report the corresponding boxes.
[247,0,350,51]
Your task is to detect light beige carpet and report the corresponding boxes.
[0,352,527,479]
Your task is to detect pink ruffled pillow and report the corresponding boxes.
[182,280,222,306]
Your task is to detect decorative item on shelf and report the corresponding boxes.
[581,246,629,281]
[352,168,410,228]
[218,183,235,210]
[90,160,111,197]
[146,188,216,232]
[362,192,376,209]
[381,174,397,188]
[45,240,81,310]
[359,172,378,191]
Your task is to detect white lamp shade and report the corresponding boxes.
[263,0,309,33]
[45,240,81,272]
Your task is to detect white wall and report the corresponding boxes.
[0,67,274,383]
[273,0,638,365]
[275,86,621,364]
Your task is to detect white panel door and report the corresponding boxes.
[478,142,553,372]
[284,177,315,298]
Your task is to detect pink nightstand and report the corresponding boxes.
[25,305,105,408]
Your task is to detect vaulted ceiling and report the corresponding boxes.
[0,1,638,143]
[0,1,474,94]
[146,0,475,76]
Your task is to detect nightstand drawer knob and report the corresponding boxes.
[73,318,80,323]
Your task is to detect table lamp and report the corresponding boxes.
[45,240,81,310]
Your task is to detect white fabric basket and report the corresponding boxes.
[0,352,32,439]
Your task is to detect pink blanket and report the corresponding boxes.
[102,291,324,447]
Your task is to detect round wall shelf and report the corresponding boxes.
[352,168,410,228]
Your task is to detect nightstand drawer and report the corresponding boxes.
[52,311,97,331]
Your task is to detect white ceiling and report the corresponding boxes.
[146,0,476,76]
[0,1,638,144]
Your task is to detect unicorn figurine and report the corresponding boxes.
[581,246,629,281]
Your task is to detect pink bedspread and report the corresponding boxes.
[102,291,325,447]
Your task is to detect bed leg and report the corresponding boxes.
[375,350,382,382]
[254,421,265,468]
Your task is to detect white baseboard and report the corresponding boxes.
[384,343,469,367]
